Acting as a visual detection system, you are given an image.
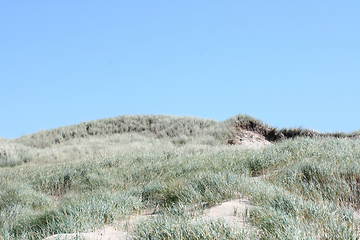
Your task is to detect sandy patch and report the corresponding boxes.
[43,226,127,240]
[354,210,360,219]
[200,198,250,228]
[230,129,271,149]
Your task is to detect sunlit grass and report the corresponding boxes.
[0,114,359,239]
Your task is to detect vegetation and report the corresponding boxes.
[0,114,359,239]
[14,115,231,149]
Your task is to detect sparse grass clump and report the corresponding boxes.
[0,143,34,167]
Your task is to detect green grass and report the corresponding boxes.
[0,114,360,239]
[14,115,231,149]
[132,207,250,239]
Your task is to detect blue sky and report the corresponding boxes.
[1,1,359,139]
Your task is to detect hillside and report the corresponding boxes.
[1,114,360,239]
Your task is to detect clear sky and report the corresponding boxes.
[1,1,359,139]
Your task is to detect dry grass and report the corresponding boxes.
[1,114,360,239]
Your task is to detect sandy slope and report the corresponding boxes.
[200,198,250,228]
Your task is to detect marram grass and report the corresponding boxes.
[0,114,359,239]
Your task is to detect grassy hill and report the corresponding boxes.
[1,114,360,239]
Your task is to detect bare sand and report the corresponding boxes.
[200,198,250,228]
[44,226,127,240]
